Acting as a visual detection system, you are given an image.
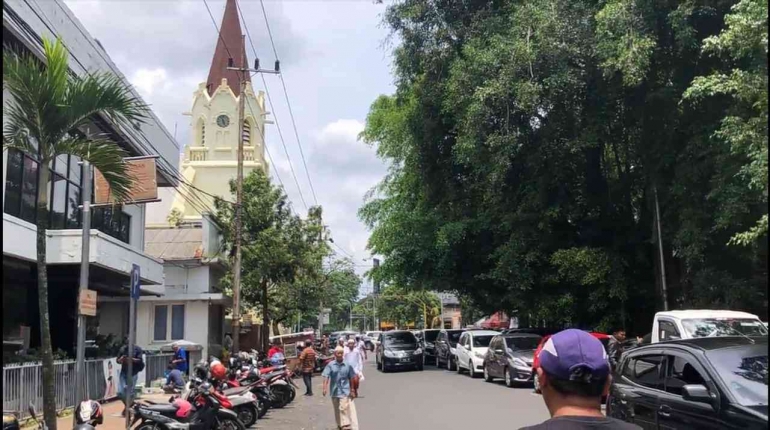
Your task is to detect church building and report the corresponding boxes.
[135,0,269,362]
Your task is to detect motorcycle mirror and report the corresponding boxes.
[28,403,37,420]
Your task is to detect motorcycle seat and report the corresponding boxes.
[222,386,250,396]
[138,404,180,416]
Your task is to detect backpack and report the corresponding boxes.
[133,346,145,373]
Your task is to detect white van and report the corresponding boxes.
[651,309,767,343]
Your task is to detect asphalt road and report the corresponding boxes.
[355,355,551,429]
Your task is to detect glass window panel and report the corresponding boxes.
[119,213,131,243]
[69,155,82,186]
[20,155,39,223]
[66,185,82,229]
[4,150,24,217]
[153,306,168,341]
[171,305,185,340]
[50,174,67,229]
[102,207,114,237]
[111,207,123,239]
[54,154,68,175]
[91,207,103,232]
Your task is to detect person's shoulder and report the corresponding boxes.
[519,416,641,430]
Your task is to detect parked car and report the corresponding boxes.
[419,329,442,365]
[376,330,423,372]
[483,333,541,387]
[455,330,499,378]
[651,310,767,343]
[435,329,466,371]
[532,331,610,393]
[363,331,382,351]
[607,336,768,429]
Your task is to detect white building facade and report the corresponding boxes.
[2,0,178,354]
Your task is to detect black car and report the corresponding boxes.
[483,333,541,387]
[376,330,424,372]
[420,329,442,365]
[607,336,768,429]
[435,328,467,371]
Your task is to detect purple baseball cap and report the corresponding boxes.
[539,329,610,382]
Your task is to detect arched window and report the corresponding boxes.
[242,120,251,146]
[198,118,206,146]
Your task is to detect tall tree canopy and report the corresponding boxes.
[360,0,768,333]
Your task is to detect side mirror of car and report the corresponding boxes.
[682,384,713,405]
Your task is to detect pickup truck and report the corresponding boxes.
[651,309,767,343]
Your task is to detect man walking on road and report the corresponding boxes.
[521,329,640,429]
[323,346,359,430]
[299,339,317,396]
[116,339,144,417]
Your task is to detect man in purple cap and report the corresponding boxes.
[521,329,640,429]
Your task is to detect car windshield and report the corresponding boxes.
[424,331,440,342]
[506,337,541,350]
[682,318,768,338]
[707,345,768,407]
[447,331,464,345]
[473,335,494,347]
[384,332,417,345]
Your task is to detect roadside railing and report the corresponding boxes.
[2,354,173,419]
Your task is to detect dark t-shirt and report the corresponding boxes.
[520,416,642,430]
[118,345,144,376]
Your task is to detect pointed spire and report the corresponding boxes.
[206,0,250,97]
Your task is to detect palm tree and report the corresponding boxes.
[3,38,147,430]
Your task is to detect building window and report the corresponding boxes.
[153,305,168,341]
[153,304,186,341]
[198,118,206,147]
[4,150,130,243]
[242,120,251,146]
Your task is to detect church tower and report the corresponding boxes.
[173,0,269,221]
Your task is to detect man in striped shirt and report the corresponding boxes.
[299,339,317,396]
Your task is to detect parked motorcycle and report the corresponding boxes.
[26,405,47,430]
[73,400,103,430]
[132,380,244,430]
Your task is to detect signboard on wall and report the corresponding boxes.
[94,157,158,204]
[78,290,97,316]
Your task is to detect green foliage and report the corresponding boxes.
[214,170,361,333]
[360,0,768,334]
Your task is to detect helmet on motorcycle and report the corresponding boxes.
[75,400,103,425]
[210,362,227,380]
[194,362,208,380]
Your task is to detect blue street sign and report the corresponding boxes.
[130,264,141,299]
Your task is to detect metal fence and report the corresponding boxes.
[2,354,173,419]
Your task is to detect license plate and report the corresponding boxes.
[400,358,411,363]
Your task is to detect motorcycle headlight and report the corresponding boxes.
[384,350,395,358]
[413,348,423,355]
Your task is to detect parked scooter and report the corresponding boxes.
[73,400,104,430]
[132,380,244,430]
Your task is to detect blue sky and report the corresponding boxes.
[63,0,395,289]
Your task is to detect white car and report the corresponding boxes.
[454,330,499,378]
[651,310,767,343]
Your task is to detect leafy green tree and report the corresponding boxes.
[3,38,145,429]
[360,0,767,333]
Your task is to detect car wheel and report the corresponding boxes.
[533,373,541,394]
[416,363,424,371]
[505,367,515,388]
[468,361,477,378]
[483,364,493,382]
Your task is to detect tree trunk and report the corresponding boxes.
[35,165,57,430]
[261,279,269,352]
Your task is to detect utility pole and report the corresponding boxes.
[73,160,92,426]
[654,185,669,311]
[227,41,280,352]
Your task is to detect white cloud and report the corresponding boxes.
[131,68,168,97]
[64,0,396,293]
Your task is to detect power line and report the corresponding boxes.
[237,1,310,211]
[203,0,307,212]
[257,0,318,206]
[24,0,220,218]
